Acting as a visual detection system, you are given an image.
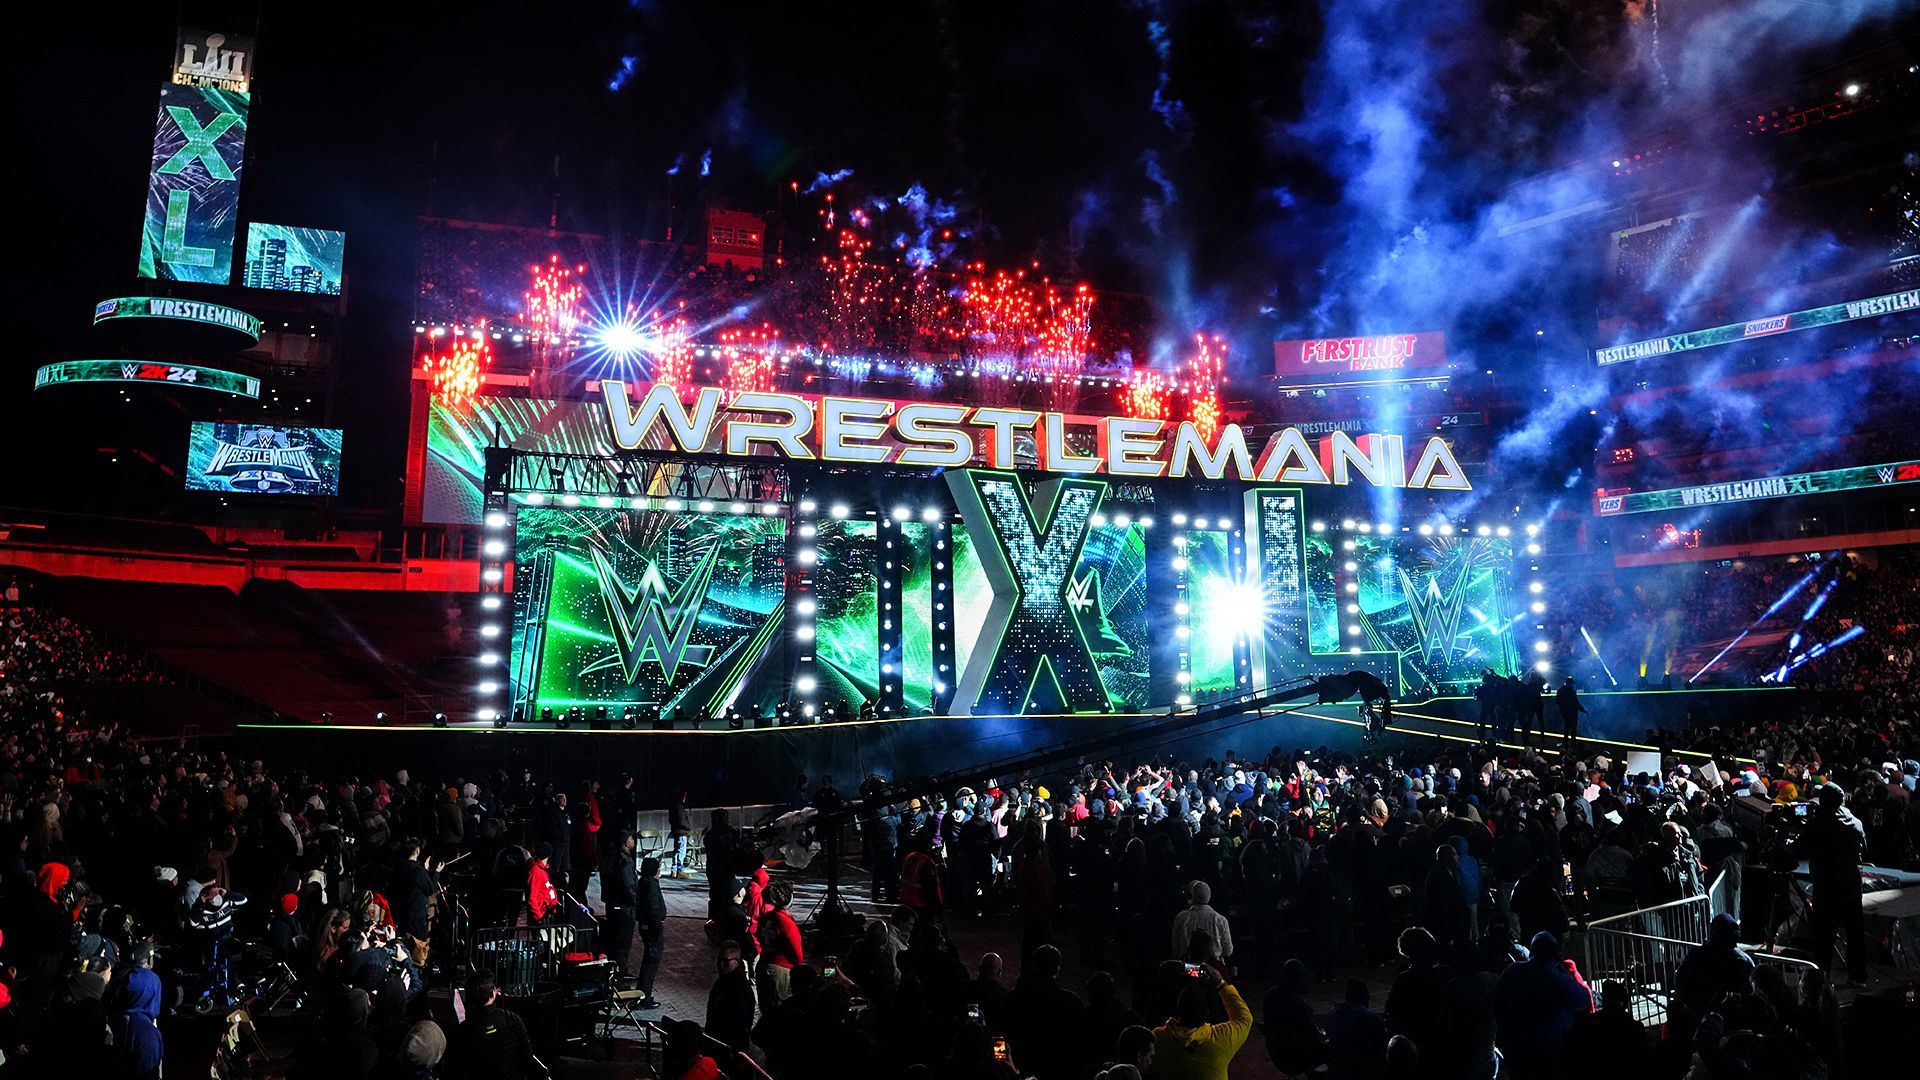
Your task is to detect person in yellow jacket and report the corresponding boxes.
[1149,963,1252,1080]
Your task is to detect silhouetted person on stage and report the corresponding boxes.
[1557,679,1586,751]
[1315,671,1392,735]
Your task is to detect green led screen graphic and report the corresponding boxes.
[185,422,342,496]
[1183,531,1244,695]
[1306,533,1521,696]
[243,224,345,294]
[422,397,615,524]
[950,524,992,690]
[948,496,1148,712]
[1075,523,1152,709]
[813,520,879,707]
[901,522,935,712]
[139,83,247,283]
[510,507,786,716]
[34,360,259,399]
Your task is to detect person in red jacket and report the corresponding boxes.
[527,843,560,923]
[755,881,804,1016]
[570,781,603,900]
[900,835,944,920]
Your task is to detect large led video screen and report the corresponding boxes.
[948,517,1151,713]
[813,520,879,707]
[509,506,787,717]
[139,83,247,283]
[1183,530,1244,695]
[185,422,342,496]
[1306,532,1521,697]
[243,224,345,294]
[900,522,935,712]
[420,396,618,524]
[1075,522,1152,709]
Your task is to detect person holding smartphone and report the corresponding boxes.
[1149,962,1252,1080]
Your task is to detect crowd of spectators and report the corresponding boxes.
[2,560,1917,1080]
[1544,549,1918,694]
[0,591,659,1078]
[689,679,1916,1079]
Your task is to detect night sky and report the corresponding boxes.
[6,1,1909,511]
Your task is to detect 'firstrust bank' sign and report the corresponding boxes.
[598,381,1471,490]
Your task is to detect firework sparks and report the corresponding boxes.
[719,324,783,395]
[520,255,585,387]
[653,314,693,387]
[1123,368,1171,421]
[1182,332,1227,441]
[423,329,494,411]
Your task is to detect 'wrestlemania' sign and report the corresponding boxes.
[33,360,261,399]
[1594,289,1919,366]
[93,296,262,341]
[1273,331,1449,387]
[1595,461,1920,516]
[599,381,1472,490]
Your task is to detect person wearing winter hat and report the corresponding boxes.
[1171,880,1232,963]
[113,965,165,1080]
[398,1020,448,1075]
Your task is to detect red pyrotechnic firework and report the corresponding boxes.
[1181,332,1228,441]
[1122,368,1170,421]
[422,329,495,411]
[652,314,693,387]
[719,324,783,396]
[520,255,585,368]
[960,265,1095,375]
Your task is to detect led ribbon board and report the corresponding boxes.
[1595,461,1920,516]
[93,296,261,341]
[33,360,260,399]
[947,469,1113,714]
[139,83,248,283]
[1594,289,1919,366]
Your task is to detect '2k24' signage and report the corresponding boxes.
[1595,461,1920,516]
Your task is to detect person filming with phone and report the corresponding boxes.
[1150,961,1252,1080]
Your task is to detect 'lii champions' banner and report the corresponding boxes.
[139,83,248,284]
[1595,461,1920,516]
[1272,331,1449,386]
[1594,289,1919,366]
[172,29,252,93]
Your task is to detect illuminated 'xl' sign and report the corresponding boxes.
[947,470,1113,715]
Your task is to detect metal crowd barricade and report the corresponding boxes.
[470,922,601,997]
[1580,875,1815,1027]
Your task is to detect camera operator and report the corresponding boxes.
[1790,782,1868,985]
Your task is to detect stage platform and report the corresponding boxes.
[233,686,1792,801]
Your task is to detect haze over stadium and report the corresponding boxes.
[1,3,1915,1079]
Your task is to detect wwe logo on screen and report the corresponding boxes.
[205,440,318,480]
[589,546,717,684]
[1399,567,1471,665]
